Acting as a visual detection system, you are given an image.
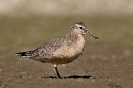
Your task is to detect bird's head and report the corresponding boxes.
[71,22,98,39]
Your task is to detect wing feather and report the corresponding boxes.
[31,34,74,59]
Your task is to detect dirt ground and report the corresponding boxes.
[0,15,133,88]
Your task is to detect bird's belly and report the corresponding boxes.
[48,44,85,64]
[47,56,78,64]
[45,48,79,64]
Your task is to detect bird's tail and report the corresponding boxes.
[15,51,33,57]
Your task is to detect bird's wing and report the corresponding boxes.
[32,34,72,59]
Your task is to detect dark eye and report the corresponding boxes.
[79,27,82,29]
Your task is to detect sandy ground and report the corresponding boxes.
[0,49,133,88]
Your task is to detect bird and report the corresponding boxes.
[16,22,98,78]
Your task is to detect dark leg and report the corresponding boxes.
[54,65,62,79]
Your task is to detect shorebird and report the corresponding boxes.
[16,22,98,78]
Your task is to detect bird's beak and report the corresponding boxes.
[87,31,98,39]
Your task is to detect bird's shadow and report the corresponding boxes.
[43,75,92,79]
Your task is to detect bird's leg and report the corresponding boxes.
[54,65,62,79]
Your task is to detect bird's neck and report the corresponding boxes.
[70,30,83,37]
[69,31,84,43]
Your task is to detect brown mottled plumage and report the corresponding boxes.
[16,22,98,78]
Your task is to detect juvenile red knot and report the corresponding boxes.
[16,22,98,78]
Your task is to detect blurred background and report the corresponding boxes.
[0,0,133,16]
[0,0,133,88]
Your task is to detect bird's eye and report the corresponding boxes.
[79,27,82,29]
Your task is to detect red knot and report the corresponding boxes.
[16,22,98,78]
